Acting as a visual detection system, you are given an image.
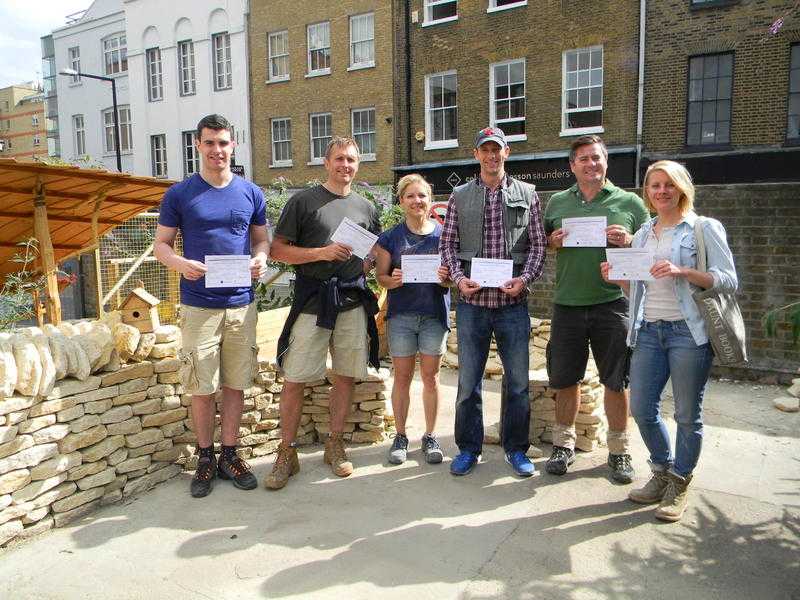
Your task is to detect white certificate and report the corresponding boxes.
[606,248,655,281]
[330,217,379,259]
[563,216,608,247]
[471,258,513,288]
[401,255,441,284]
[204,255,252,288]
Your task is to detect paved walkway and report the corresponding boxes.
[1,370,798,600]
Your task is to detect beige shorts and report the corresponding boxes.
[281,307,368,383]
[179,302,258,395]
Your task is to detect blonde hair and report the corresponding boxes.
[642,160,695,215]
[396,173,432,200]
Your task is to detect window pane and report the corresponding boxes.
[716,121,730,143]
[495,64,509,86]
[687,124,701,146]
[567,72,577,89]
[578,70,589,87]
[590,86,602,107]
[510,98,525,118]
[445,106,457,140]
[688,102,702,124]
[703,80,717,100]
[701,101,716,123]
[567,90,578,109]
[578,88,590,107]
[433,110,444,140]
[569,109,601,128]
[701,122,716,143]
[502,120,524,136]
[717,76,732,99]
[496,100,509,119]
[443,74,457,106]
[689,80,703,101]
[703,55,718,78]
[789,93,800,116]
[496,84,509,100]
[590,68,602,86]
[787,115,799,139]
[689,57,703,79]
[790,69,800,94]
[509,61,524,83]
[578,51,590,70]
[509,82,524,98]
[591,48,602,68]
[716,99,731,122]
[566,52,577,71]
[718,53,733,76]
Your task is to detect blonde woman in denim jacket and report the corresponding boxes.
[601,160,738,522]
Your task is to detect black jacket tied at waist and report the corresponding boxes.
[276,272,380,372]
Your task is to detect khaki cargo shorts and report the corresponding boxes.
[179,302,258,395]
[281,307,368,383]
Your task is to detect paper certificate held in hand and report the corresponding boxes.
[401,255,441,284]
[330,217,379,259]
[563,216,608,247]
[205,255,252,288]
[471,258,513,288]
[606,248,655,281]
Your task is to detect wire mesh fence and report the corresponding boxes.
[98,212,182,324]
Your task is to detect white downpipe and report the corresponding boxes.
[635,0,647,188]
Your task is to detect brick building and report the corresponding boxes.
[641,0,800,182]
[392,0,642,194]
[248,0,396,188]
[0,84,47,161]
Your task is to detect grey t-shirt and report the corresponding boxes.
[275,184,380,313]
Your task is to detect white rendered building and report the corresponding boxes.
[124,0,252,180]
[52,0,134,172]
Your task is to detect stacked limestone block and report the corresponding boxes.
[527,318,607,452]
[301,366,391,444]
[0,352,188,548]
[442,313,551,377]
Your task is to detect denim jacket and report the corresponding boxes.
[626,211,738,348]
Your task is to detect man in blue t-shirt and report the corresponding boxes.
[155,114,269,498]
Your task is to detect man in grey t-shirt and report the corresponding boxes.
[265,137,380,491]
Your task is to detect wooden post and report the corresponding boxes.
[33,179,62,324]
[94,248,105,317]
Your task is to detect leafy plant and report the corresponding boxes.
[763,302,800,347]
[0,239,49,330]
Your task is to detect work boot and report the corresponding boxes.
[628,467,670,504]
[655,471,693,522]
[545,445,575,476]
[324,432,354,477]
[264,442,300,490]
[190,455,216,498]
[607,453,635,484]
[218,453,258,490]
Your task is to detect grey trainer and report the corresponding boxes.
[388,433,409,465]
[421,433,444,464]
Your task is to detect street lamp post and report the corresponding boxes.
[59,68,122,172]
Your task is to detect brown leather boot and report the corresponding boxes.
[263,441,299,490]
[654,471,693,522]
[324,432,353,477]
[628,467,670,504]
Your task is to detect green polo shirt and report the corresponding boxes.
[544,181,650,306]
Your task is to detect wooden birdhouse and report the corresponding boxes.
[119,285,161,333]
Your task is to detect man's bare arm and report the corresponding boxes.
[153,224,207,280]
[269,235,351,265]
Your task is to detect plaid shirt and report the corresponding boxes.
[439,175,547,308]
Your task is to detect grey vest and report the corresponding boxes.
[453,177,534,277]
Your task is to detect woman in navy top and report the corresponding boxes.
[375,174,450,466]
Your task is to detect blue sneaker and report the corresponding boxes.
[505,450,536,477]
[450,451,479,476]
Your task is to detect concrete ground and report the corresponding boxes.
[1,369,798,600]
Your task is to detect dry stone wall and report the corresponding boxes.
[441,313,608,452]
[0,316,391,548]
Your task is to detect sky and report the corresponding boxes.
[0,0,92,88]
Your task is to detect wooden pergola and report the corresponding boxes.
[0,159,174,324]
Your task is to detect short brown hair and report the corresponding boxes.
[324,136,360,160]
[569,135,608,163]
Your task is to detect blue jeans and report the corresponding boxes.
[455,301,531,455]
[629,320,714,477]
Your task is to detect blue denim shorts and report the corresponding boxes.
[387,313,448,357]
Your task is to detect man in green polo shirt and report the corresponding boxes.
[543,135,650,483]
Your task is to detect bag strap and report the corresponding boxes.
[693,216,708,273]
